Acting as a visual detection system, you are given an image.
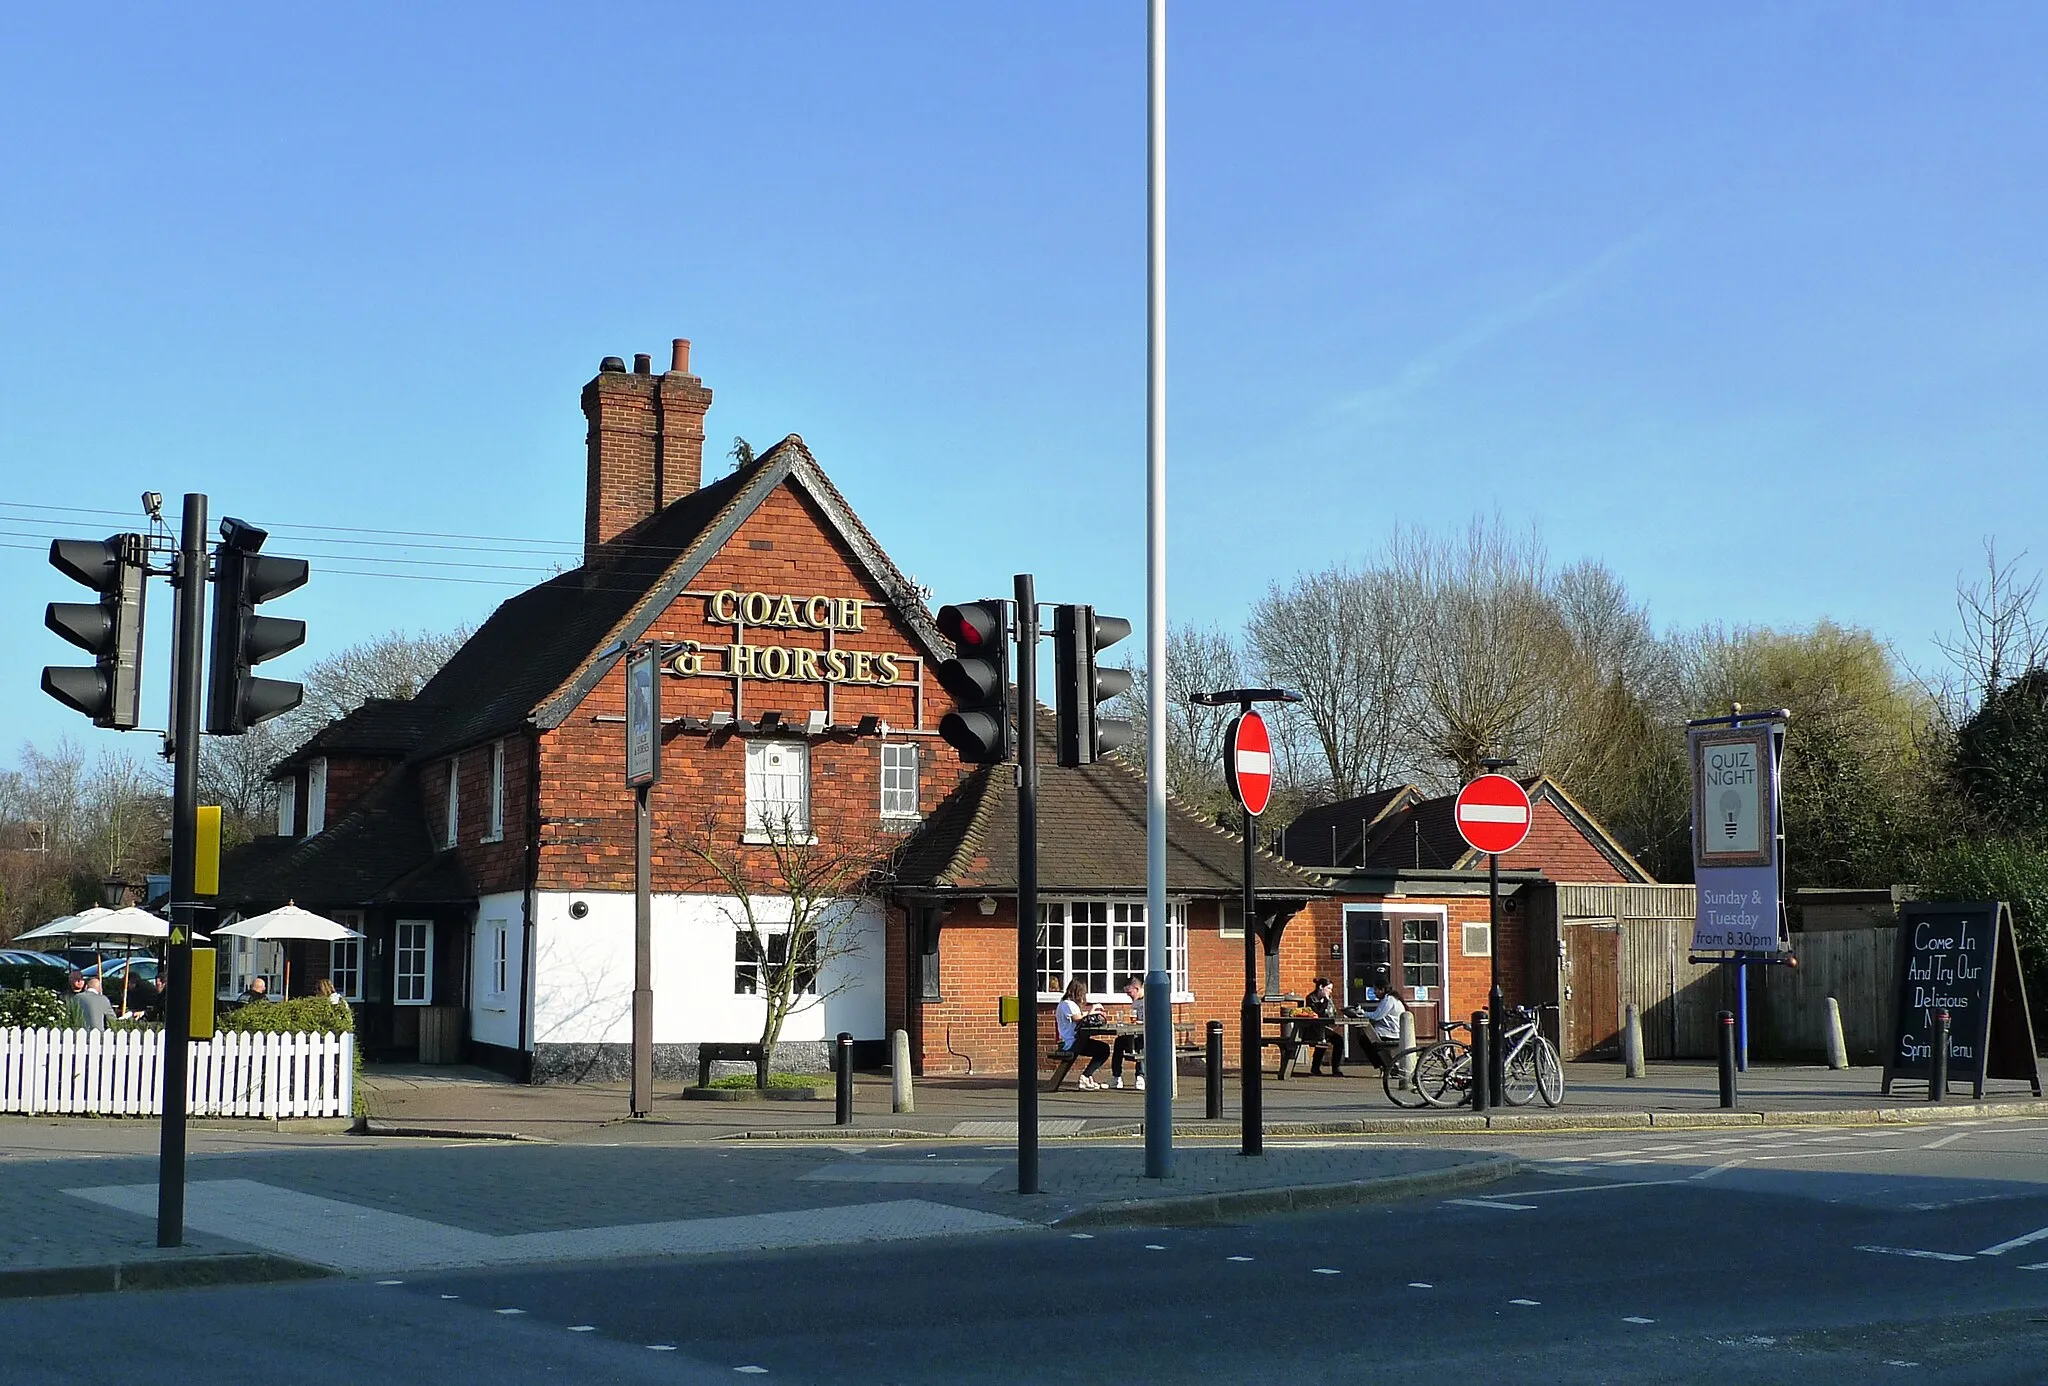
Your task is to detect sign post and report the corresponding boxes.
[1686,707,1791,1071]
[1196,687,1299,1159]
[625,644,660,1117]
[1455,768,1530,1101]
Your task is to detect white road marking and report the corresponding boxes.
[1408,1282,1433,1288]
[1623,1316,1656,1324]
[1070,1233,1095,1240]
[1509,1298,1541,1306]
[567,1326,596,1333]
[647,1345,676,1352]
[1855,1245,1975,1263]
[1228,1256,1254,1262]
[376,1279,404,1286]
[1691,1159,1746,1181]
[1920,1131,1972,1150]
[495,1308,525,1316]
[1479,1180,1683,1200]
[1750,1148,1909,1162]
[1145,1244,1166,1251]
[734,1369,768,1376]
[1312,1268,1341,1275]
[440,1294,459,1300]
[1979,1223,2048,1257]
[1446,1198,1537,1211]
[2018,1262,2048,1271]
[1882,1362,1920,1368]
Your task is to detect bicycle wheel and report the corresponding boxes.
[1382,1048,1431,1109]
[1412,1042,1470,1108]
[1501,1042,1539,1106]
[1534,1037,1565,1108]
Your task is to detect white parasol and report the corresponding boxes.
[68,907,202,944]
[13,907,112,941]
[213,905,363,998]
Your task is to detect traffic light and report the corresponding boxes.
[206,517,308,735]
[935,600,1012,764]
[1053,604,1133,767]
[41,534,148,729]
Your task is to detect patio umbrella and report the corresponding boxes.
[13,906,111,942]
[68,908,201,1011]
[213,905,362,997]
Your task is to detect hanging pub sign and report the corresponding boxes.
[1881,901,2042,1099]
[1687,719,1786,954]
[625,645,660,788]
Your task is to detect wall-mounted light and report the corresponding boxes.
[805,710,829,736]
[978,896,998,916]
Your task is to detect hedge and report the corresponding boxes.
[216,996,355,1036]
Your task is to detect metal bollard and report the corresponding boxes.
[1205,1021,1224,1120]
[1397,1010,1416,1090]
[1930,1010,1949,1102]
[1470,1010,1491,1113]
[834,1031,854,1125]
[1717,1010,1737,1108]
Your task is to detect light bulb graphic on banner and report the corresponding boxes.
[1720,790,1742,842]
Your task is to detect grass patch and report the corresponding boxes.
[707,1072,834,1091]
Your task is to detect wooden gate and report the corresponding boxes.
[1562,921,1621,1059]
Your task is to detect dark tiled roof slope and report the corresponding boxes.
[1280,787,1412,867]
[218,769,465,909]
[893,726,1328,897]
[273,698,431,773]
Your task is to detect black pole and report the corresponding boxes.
[1717,1010,1738,1108]
[835,1031,854,1124]
[1470,1009,1491,1112]
[1205,1020,1223,1120]
[632,781,652,1116]
[158,492,206,1248]
[1241,801,1263,1156]
[1014,577,1039,1195]
[1930,1010,1949,1102]
[1487,850,1504,1099]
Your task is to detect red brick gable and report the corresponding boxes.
[1497,795,1632,882]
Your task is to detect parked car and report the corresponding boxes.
[82,955,161,1003]
[0,952,71,994]
[0,949,75,971]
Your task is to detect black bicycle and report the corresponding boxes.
[1411,1006,1563,1109]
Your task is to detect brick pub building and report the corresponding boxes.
[219,339,1650,1081]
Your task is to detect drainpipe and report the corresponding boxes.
[517,728,541,1081]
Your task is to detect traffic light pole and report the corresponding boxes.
[1013,575,1039,1196]
[158,492,206,1247]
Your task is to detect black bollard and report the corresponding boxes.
[1930,1010,1949,1102]
[834,1031,854,1126]
[1717,1010,1737,1108]
[1206,1020,1224,1120]
[1470,1010,1491,1113]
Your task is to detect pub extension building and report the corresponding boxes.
[219,340,1656,1080]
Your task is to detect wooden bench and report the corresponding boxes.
[696,1041,766,1088]
[1044,1040,1206,1092]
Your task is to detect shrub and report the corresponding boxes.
[1914,833,2048,1020]
[0,986,72,1029]
[707,1071,833,1090]
[217,996,355,1036]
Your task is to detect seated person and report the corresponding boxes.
[1302,976,1345,1077]
[1357,982,1409,1068]
[1055,979,1112,1090]
[1111,974,1145,1090]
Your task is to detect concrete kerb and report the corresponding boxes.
[355,1118,546,1142]
[0,1253,332,1301]
[1056,1154,1524,1228]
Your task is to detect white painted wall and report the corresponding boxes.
[469,890,527,1050]
[530,891,885,1047]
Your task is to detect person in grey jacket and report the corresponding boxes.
[72,976,114,1031]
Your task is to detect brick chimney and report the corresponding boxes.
[582,338,714,562]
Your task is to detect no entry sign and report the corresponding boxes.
[1455,773,1530,856]
[1226,710,1274,817]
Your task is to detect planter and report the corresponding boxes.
[680,1085,825,1102]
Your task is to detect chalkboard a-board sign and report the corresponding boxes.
[1881,902,2042,1099]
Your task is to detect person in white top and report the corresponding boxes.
[1362,984,1408,1043]
[1055,978,1112,1090]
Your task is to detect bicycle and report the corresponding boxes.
[1411,1006,1564,1109]
[1382,1019,1467,1109]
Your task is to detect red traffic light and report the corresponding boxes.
[937,602,1001,649]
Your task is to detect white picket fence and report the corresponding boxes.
[0,1026,354,1118]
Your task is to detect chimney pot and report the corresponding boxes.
[600,356,626,373]
[671,338,691,374]
[633,353,652,375]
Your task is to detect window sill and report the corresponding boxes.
[742,832,819,846]
[880,815,922,832]
[479,834,504,845]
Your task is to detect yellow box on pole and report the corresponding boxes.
[998,994,1020,1025]
[188,947,216,1040]
[195,806,221,896]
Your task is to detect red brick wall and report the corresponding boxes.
[535,480,972,893]
[322,755,398,827]
[1498,797,1633,882]
[581,356,713,561]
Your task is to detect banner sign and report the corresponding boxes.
[626,645,660,788]
[1688,721,1785,953]
[1881,902,2042,1099]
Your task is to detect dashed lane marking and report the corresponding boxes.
[1312,1268,1341,1275]
[1979,1223,2048,1257]
[1408,1282,1433,1289]
[1228,1256,1254,1262]
[1854,1245,1975,1263]
[1622,1316,1655,1324]
[1445,1198,1537,1211]
[1509,1298,1541,1306]
[567,1326,595,1333]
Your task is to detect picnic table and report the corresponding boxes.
[1263,1012,1395,1079]
[1043,1020,1201,1092]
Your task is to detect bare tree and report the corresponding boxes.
[671,807,888,1088]
[1249,563,1409,800]
[199,720,284,831]
[1111,623,1252,820]
[284,626,472,742]
[1935,540,2044,716]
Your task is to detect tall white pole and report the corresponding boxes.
[1142,0,1172,1178]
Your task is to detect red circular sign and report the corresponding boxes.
[1226,711,1274,817]
[1454,773,1531,855]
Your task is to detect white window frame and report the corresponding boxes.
[329,912,364,1001]
[395,919,433,1006]
[483,741,505,843]
[306,757,328,836]
[216,920,283,1000]
[481,918,509,1007]
[443,760,459,848]
[1219,900,1245,939]
[744,739,811,841]
[1036,898,1190,1003]
[732,928,820,997]
[879,741,920,822]
[276,777,297,837]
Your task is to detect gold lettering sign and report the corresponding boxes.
[707,589,866,632]
[663,590,905,687]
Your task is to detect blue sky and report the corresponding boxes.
[3,3,2044,763]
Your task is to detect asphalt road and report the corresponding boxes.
[9,1119,2048,1385]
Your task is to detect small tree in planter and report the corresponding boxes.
[673,805,893,1089]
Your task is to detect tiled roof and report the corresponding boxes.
[272,698,430,774]
[892,724,1330,898]
[218,768,460,910]
[1280,787,1412,867]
